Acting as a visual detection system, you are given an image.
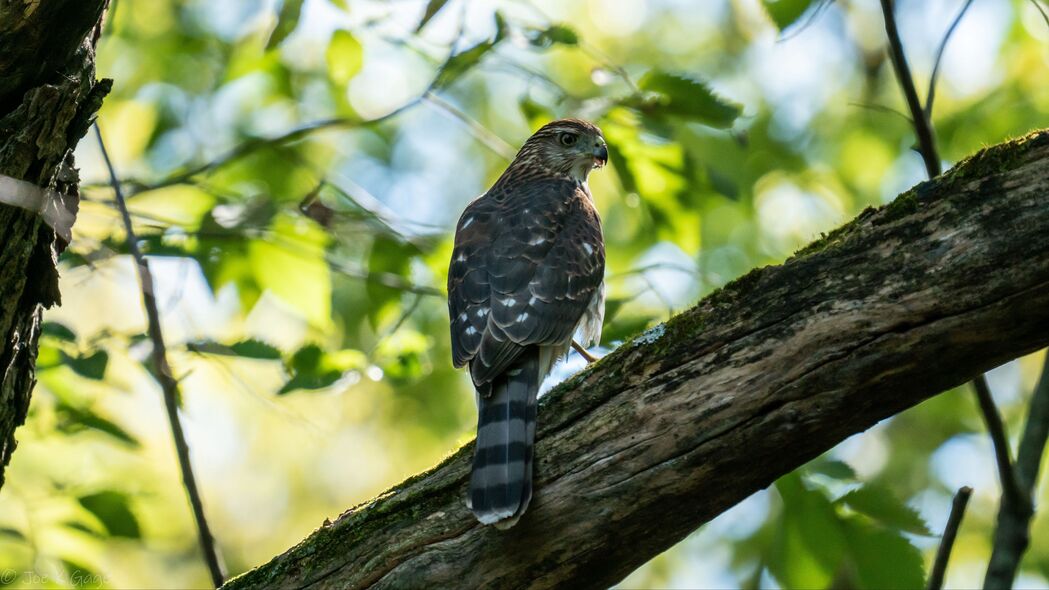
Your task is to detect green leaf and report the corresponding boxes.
[526,24,579,48]
[63,561,104,589]
[838,484,933,536]
[435,40,494,89]
[326,30,363,86]
[187,339,282,360]
[842,517,926,589]
[761,0,816,31]
[0,526,25,541]
[279,344,366,394]
[55,403,139,447]
[494,11,509,42]
[605,138,638,195]
[768,473,845,589]
[634,70,742,128]
[42,321,76,342]
[415,0,450,32]
[248,214,332,326]
[63,350,109,380]
[77,491,140,539]
[366,236,420,329]
[808,458,857,480]
[266,0,305,50]
[64,520,105,538]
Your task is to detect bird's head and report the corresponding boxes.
[514,118,608,183]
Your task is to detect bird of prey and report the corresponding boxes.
[447,119,608,527]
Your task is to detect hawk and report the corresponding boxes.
[447,119,608,527]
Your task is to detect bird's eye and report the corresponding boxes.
[558,132,578,146]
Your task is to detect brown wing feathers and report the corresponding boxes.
[448,178,604,388]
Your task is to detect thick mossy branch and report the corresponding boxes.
[225,130,1049,590]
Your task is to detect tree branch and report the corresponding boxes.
[223,131,1049,589]
[928,486,973,590]
[984,352,1049,588]
[879,0,941,177]
[0,0,109,490]
[925,0,974,121]
[972,375,1030,513]
[95,126,226,588]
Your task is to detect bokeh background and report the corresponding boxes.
[1,0,1048,587]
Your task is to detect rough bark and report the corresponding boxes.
[221,129,1049,590]
[0,0,110,488]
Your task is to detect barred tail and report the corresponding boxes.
[468,349,539,528]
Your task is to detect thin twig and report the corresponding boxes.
[422,91,517,160]
[973,375,1029,512]
[925,0,975,120]
[927,486,973,590]
[879,0,942,177]
[1030,0,1049,31]
[94,125,226,588]
[984,353,1049,588]
[847,101,914,124]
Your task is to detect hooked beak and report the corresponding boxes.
[593,143,608,168]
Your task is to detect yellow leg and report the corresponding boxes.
[571,340,598,364]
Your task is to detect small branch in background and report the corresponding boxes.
[973,376,1029,512]
[984,353,1049,588]
[925,0,974,120]
[847,101,913,124]
[423,91,517,160]
[94,125,226,588]
[879,0,941,177]
[1030,0,1049,31]
[927,486,973,590]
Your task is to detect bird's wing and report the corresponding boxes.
[447,177,605,388]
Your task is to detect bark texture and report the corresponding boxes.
[0,0,110,488]
[219,129,1049,589]
[223,130,1049,589]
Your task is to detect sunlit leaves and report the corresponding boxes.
[62,350,109,381]
[326,30,363,87]
[768,473,927,589]
[279,344,366,394]
[525,24,579,48]
[248,213,332,326]
[374,330,432,383]
[761,0,816,31]
[632,70,741,129]
[769,473,846,589]
[840,518,926,589]
[838,484,933,536]
[266,0,305,50]
[55,403,139,447]
[187,339,283,360]
[77,491,141,539]
[42,321,77,342]
[366,236,421,329]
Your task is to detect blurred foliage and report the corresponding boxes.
[0,0,1047,588]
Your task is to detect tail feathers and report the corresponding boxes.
[468,350,539,527]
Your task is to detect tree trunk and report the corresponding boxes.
[0,0,110,489]
[223,130,1049,589]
